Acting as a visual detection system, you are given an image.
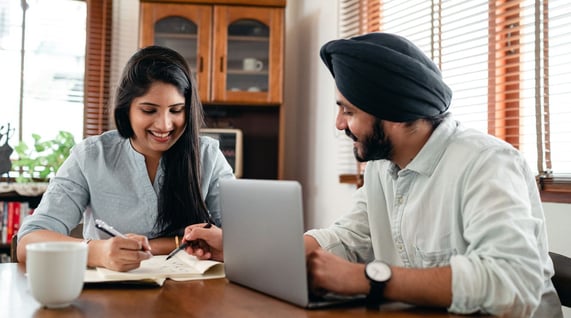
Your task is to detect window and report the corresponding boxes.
[336,0,379,186]
[338,0,571,203]
[0,0,111,181]
[0,0,86,153]
[84,0,112,137]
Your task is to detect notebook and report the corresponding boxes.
[84,253,225,286]
[219,179,365,309]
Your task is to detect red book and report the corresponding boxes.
[6,202,21,244]
[0,201,6,243]
[6,202,14,244]
[11,202,21,243]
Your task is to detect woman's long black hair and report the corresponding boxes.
[114,45,211,236]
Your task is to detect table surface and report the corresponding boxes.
[0,263,481,318]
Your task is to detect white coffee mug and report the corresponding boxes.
[243,58,263,71]
[26,241,88,308]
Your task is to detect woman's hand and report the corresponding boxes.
[182,223,223,261]
[89,234,152,272]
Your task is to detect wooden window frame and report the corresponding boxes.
[490,0,571,203]
[338,0,571,203]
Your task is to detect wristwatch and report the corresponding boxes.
[364,260,391,309]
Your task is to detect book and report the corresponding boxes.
[10,202,21,243]
[5,201,20,244]
[0,201,5,243]
[84,252,225,286]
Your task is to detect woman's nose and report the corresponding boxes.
[156,112,174,130]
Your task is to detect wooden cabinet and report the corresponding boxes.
[140,1,284,105]
[139,0,285,179]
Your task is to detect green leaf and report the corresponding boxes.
[10,131,76,182]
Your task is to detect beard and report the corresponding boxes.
[346,119,393,162]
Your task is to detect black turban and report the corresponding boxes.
[320,32,452,122]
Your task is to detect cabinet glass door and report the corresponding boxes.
[212,5,283,104]
[154,17,199,74]
[226,20,269,93]
[139,3,212,101]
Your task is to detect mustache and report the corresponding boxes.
[345,129,358,141]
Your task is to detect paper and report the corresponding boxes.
[84,253,225,286]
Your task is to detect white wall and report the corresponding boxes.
[545,203,571,257]
[283,1,356,230]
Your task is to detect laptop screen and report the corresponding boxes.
[219,179,311,307]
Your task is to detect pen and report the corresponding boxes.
[165,223,212,261]
[95,219,128,238]
[95,219,149,252]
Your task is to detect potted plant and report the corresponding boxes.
[11,131,76,183]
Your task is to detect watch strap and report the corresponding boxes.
[364,261,390,309]
[366,279,385,309]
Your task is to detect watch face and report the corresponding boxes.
[366,261,391,282]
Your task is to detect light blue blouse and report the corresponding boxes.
[306,117,562,317]
[18,130,235,240]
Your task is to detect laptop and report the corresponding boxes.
[219,179,365,309]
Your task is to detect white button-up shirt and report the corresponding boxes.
[306,117,561,317]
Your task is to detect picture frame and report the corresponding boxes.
[200,128,243,178]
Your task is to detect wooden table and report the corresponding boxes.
[0,263,480,318]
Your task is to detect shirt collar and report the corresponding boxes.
[392,116,458,178]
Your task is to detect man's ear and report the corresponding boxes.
[379,119,400,134]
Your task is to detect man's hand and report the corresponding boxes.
[306,248,369,295]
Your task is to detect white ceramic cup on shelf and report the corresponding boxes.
[247,86,261,92]
[26,241,88,309]
[242,58,263,71]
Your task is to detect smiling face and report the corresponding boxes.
[335,89,393,162]
[129,81,186,160]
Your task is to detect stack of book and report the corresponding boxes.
[0,201,34,244]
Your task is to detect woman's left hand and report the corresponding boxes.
[182,223,223,261]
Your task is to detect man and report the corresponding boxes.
[183,33,562,317]
[303,33,561,317]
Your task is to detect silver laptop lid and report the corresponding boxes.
[220,179,310,307]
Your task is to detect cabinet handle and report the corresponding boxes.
[220,56,224,73]
[199,56,203,73]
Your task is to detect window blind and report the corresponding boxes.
[337,0,379,182]
[338,0,571,200]
[84,0,112,137]
[109,0,140,132]
[84,0,142,137]
[545,1,571,177]
[336,0,361,178]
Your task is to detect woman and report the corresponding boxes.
[17,46,234,271]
